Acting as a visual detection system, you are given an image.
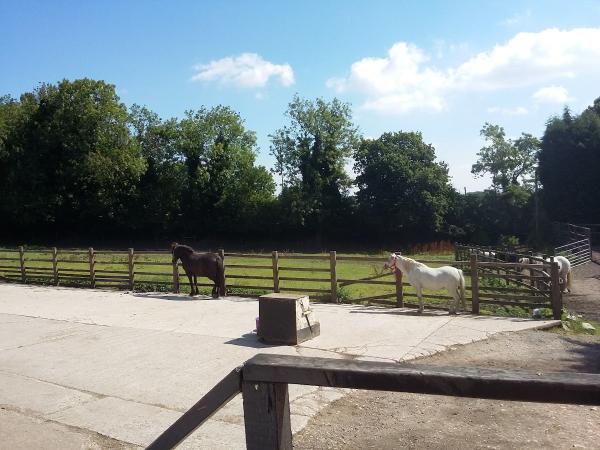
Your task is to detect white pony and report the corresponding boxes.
[384,253,466,314]
[518,255,572,293]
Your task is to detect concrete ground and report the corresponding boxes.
[0,284,558,449]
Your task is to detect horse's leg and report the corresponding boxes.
[449,286,457,315]
[193,275,199,295]
[186,273,194,296]
[416,286,424,314]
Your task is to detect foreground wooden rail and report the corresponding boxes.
[147,354,600,450]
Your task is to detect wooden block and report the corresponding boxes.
[258,293,320,345]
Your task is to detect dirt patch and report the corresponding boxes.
[294,330,600,450]
[564,253,600,322]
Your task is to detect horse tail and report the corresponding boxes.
[217,256,226,297]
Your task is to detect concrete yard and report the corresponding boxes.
[0,284,559,449]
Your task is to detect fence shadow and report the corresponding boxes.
[563,336,600,373]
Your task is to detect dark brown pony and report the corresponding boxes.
[171,243,226,298]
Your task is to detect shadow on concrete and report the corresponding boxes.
[347,306,450,318]
[561,336,600,373]
[224,333,280,349]
[132,292,214,301]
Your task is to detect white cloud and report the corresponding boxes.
[487,106,529,115]
[192,53,294,88]
[532,86,573,104]
[328,28,600,115]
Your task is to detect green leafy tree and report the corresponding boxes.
[472,123,539,191]
[177,106,275,234]
[128,104,184,237]
[539,101,600,223]
[269,95,360,237]
[0,79,145,235]
[354,131,453,240]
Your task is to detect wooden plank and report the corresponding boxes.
[478,299,549,308]
[278,254,330,260]
[395,271,403,307]
[336,255,386,262]
[25,258,54,262]
[272,251,279,293]
[278,266,330,273]
[242,381,292,450]
[128,248,135,290]
[337,278,396,286]
[0,257,20,261]
[330,251,337,303]
[133,271,173,276]
[54,267,89,273]
[225,253,272,259]
[147,367,242,450]
[52,247,58,285]
[227,264,273,270]
[89,248,96,289]
[478,293,550,302]
[242,354,600,405]
[0,267,21,272]
[94,269,129,274]
[134,261,172,266]
[19,246,26,283]
[551,260,562,320]
[278,287,331,294]
[278,276,330,282]
[227,274,274,280]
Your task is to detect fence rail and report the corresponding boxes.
[0,245,564,319]
[147,353,600,450]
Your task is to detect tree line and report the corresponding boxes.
[0,78,598,248]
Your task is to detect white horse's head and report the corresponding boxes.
[384,252,402,272]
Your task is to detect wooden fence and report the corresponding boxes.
[0,246,563,319]
[146,353,600,450]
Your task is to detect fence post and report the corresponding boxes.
[330,251,337,303]
[18,245,26,283]
[218,249,225,295]
[52,247,58,285]
[470,252,479,314]
[173,255,180,294]
[128,248,135,290]
[242,381,292,450]
[395,271,404,307]
[88,247,95,288]
[272,251,280,293]
[550,258,562,320]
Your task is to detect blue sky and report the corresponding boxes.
[2,0,600,191]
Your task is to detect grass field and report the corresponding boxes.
[0,247,551,318]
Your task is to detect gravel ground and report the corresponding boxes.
[294,330,600,450]
[564,252,600,321]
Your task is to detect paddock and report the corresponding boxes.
[0,283,559,449]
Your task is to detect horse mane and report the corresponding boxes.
[398,255,425,271]
[172,243,194,254]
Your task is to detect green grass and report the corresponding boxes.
[0,246,551,318]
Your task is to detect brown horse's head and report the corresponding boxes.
[171,243,194,263]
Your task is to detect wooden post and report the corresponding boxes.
[330,251,337,303]
[272,251,280,293]
[550,258,562,320]
[242,381,292,450]
[173,255,180,294]
[128,248,135,290]
[470,252,479,314]
[88,247,95,288]
[395,271,404,307]
[52,247,58,285]
[18,245,26,283]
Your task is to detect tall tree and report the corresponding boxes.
[472,123,539,191]
[539,101,600,223]
[354,131,453,240]
[177,106,275,234]
[0,79,145,236]
[269,95,360,237]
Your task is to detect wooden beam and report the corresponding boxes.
[242,354,600,405]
